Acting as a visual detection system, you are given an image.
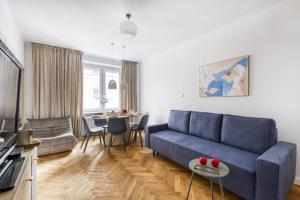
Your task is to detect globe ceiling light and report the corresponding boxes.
[120,13,137,37]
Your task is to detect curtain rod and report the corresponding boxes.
[122,59,138,64]
[31,42,83,54]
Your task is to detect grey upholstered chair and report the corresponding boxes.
[94,118,108,131]
[81,117,105,153]
[93,118,108,141]
[128,114,149,147]
[107,118,127,152]
[28,117,77,156]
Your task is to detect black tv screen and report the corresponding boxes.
[0,41,21,134]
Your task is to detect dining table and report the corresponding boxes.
[90,112,142,146]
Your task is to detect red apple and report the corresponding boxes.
[211,157,220,168]
[199,156,207,165]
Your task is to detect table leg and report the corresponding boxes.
[210,178,214,200]
[185,172,194,200]
[218,178,224,200]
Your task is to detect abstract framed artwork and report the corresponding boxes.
[199,55,249,97]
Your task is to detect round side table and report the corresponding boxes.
[185,158,229,200]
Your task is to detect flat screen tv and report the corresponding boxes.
[0,40,22,134]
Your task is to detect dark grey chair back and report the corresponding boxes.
[82,117,90,135]
[107,118,126,135]
[94,119,107,127]
[137,114,149,130]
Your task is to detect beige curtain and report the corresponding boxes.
[121,60,138,112]
[32,43,83,137]
[19,69,25,126]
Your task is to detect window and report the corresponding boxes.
[83,64,121,113]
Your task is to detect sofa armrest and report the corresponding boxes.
[256,141,296,200]
[145,123,168,148]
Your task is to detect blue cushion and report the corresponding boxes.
[221,115,277,154]
[189,111,222,142]
[150,130,258,200]
[168,110,191,133]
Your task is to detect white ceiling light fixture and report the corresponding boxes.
[120,13,137,37]
[108,42,117,90]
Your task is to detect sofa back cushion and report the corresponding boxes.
[189,112,223,142]
[28,117,73,137]
[168,110,191,133]
[221,114,277,154]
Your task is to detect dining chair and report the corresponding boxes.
[93,118,108,140]
[107,118,127,152]
[94,118,108,129]
[128,114,149,147]
[81,117,106,153]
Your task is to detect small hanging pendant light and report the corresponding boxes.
[120,45,128,91]
[108,42,117,89]
[108,79,117,89]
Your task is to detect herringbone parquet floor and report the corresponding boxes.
[37,136,300,200]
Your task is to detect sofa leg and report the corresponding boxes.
[152,150,156,157]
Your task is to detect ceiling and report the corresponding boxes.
[9,0,282,61]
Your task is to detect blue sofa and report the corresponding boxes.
[145,110,296,200]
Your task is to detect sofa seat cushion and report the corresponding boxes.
[34,132,78,156]
[221,114,277,154]
[168,110,191,133]
[150,130,259,200]
[36,132,77,146]
[189,111,222,142]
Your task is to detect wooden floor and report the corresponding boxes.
[38,137,300,200]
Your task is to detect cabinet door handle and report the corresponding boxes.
[25,177,33,182]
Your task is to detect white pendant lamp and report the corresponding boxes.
[120,13,137,37]
[108,42,117,90]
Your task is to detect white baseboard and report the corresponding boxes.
[295,176,300,185]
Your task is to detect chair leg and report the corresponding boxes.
[122,133,127,152]
[108,134,113,153]
[81,135,87,149]
[112,136,115,146]
[134,130,137,141]
[93,135,96,141]
[127,130,132,144]
[83,134,91,153]
[139,131,143,147]
[101,132,106,149]
[98,132,102,145]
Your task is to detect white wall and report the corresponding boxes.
[0,0,24,63]
[140,0,300,183]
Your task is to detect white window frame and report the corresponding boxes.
[83,63,121,114]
